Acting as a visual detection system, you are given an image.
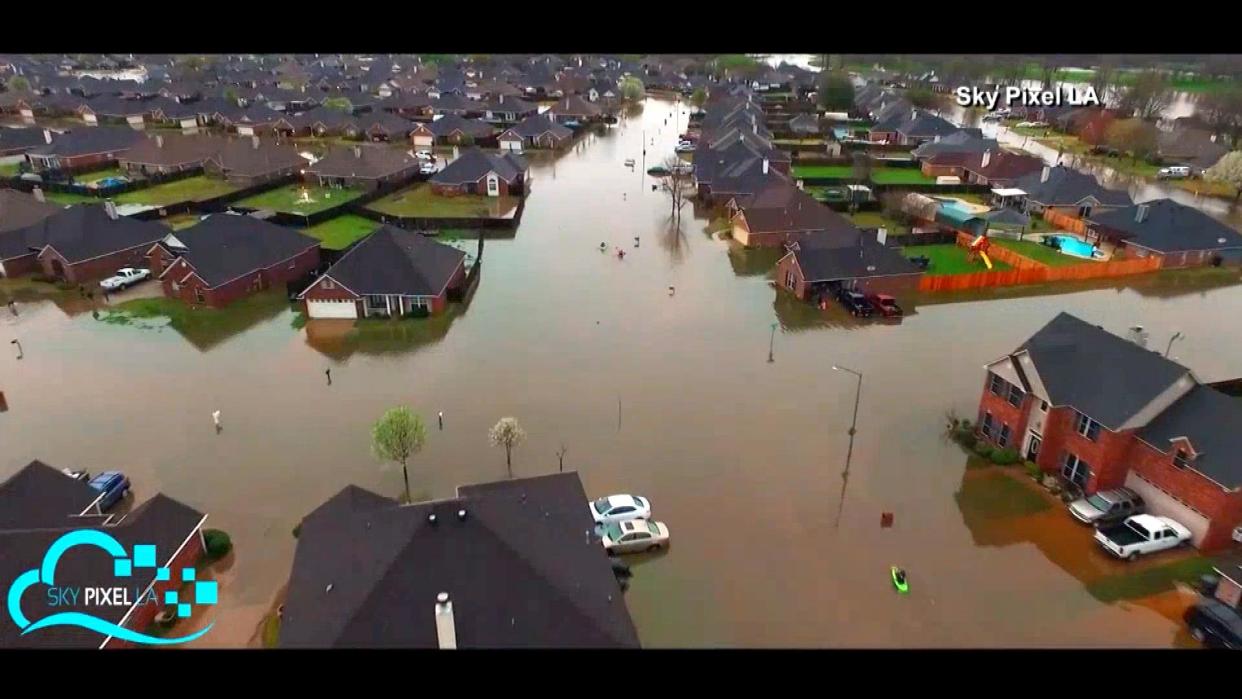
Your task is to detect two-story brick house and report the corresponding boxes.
[978,312,1242,550]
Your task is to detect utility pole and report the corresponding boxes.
[832,365,863,529]
[768,323,778,363]
[1165,331,1184,358]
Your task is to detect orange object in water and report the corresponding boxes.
[881,512,894,528]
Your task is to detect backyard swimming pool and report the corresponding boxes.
[1048,234,1100,259]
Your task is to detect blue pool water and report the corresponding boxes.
[832,127,851,140]
[1049,234,1097,259]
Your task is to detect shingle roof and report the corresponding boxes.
[161,214,319,287]
[1139,385,1242,488]
[119,132,226,168]
[0,462,205,649]
[504,113,572,140]
[0,190,61,239]
[431,148,526,185]
[306,226,465,297]
[425,114,495,138]
[279,473,639,648]
[307,144,417,180]
[1011,165,1133,207]
[203,136,307,177]
[738,181,860,236]
[911,132,999,159]
[1088,199,1242,254]
[792,235,923,282]
[26,126,144,158]
[11,204,169,264]
[0,126,52,155]
[1016,312,1192,429]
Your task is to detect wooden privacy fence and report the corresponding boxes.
[918,232,1162,292]
[1043,208,1088,235]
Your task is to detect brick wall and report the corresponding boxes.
[1,253,39,278]
[103,528,204,649]
[1129,438,1242,551]
[1033,406,1136,492]
[302,275,363,316]
[976,371,1030,452]
[921,162,963,178]
[162,246,319,309]
[40,243,154,284]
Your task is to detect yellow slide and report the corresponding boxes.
[979,251,993,270]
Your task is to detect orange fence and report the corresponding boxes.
[1043,208,1088,235]
[917,233,1162,292]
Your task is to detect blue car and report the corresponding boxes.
[88,471,130,512]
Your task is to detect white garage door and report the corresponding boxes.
[412,134,433,148]
[1125,471,1211,547]
[307,299,357,319]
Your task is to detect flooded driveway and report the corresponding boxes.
[3,97,1240,647]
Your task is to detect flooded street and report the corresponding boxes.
[4,97,1242,647]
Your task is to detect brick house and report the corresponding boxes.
[23,126,145,173]
[8,203,169,283]
[776,231,924,303]
[729,180,856,248]
[0,190,62,277]
[117,132,225,176]
[147,214,320,308]
[429,148,527,197]
[978,312,1242,550]
[1086,199,1242,268]
[305,144,420,191]
[417,114,496,146]
[1008,165,1133,217]
[202,136,309,188]
[297,225,466,319]
[497,113,573,153]
[0,461,208,649]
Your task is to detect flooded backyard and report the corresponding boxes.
[3,97,1242,647]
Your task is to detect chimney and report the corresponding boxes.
[353,145,362,158]
[104,200,118,220]
[434,592,457,650]
[762,158,769,174]
[155,134,164,148]
[1135,204,1149,223]
[1041,166,1050,183]
[981,150,992,169]
[877,227,888,246]
[32,186,45,203]
[43,129,53,144]
[252,135,261,149]
[912,109,918,121]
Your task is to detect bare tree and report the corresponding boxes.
[1120,70,1171,120]
[489,417,527,479]
[556,443,568,473]
[659,155,691,224]
[1089,59,1115,104]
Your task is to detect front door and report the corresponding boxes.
[1025,434,1041,462]
[486,174,499,197]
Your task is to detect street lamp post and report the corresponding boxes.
[10,339,21,360]
[832,365,863,528]
[768,323,778,363]
[1165,331,1184,358]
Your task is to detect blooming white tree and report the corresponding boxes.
[489,417,527,478]
[1205,151,1242,203]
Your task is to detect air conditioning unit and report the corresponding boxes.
[1233,526,1242,544]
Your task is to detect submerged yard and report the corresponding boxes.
[366,184,520,219]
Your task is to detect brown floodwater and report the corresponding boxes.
[3,97,1240,647]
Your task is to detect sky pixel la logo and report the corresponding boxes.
[6,529,215,646]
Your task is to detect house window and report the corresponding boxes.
[989,372,1006,397]
[1073,410,1101,442]
[1040,400,1048,412]
[194,288,205,304]
[1007,384,1024,408]
[1173,450,1189,469]
[1062,452,1091,488]
[784,269,796,289]
[981,412,995,438]
[998,423,1012,448]
[322,279,335,290]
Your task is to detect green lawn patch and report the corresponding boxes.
[792,164,855,179]
[303,214,380,250]
[366,184,520,219]
[992,238,1090,268]
[74,167,126,185]
[1086,555,1215,603]
[954,470,1051,520]
[45,191,99,205]
[114,175,239,206]
[237,184,364,216]
[849,211,910,235]
[0,162,24,177]
[773,138,825,146]
[907,243,1012,275]
[870,168,937,185]
[261,613,281,648]
[161,214,202,231]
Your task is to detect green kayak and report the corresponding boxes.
[891,566,909,594]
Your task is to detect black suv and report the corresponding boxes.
[836,289,874,317]
[1184,598,1242,649]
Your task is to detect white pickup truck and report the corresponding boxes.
[99,267,151,292]
[1094,514,1192,561]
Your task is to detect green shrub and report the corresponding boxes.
[973,441,994,459]
[990,448,1020,465]
[952,427,977,448]
[1024,461,1042,480]
[292,523,302,539]
[406,306,430,319]
[203,529,232,560]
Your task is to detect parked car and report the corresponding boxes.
[675,142,695,153]
[87,471,130,512]
[99,267,151,291]
[865,293,903,318]
[600,518,670,554]
[1184,598,1242,649]
[1067,487,1145,526]
[413,150,434,161]
[590,494,652,525]
[836,288,874,317]
[418,161,437,175]
[1157,165,1192,180]
[1094,514,1191,561]
[1015,121,1048,129]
